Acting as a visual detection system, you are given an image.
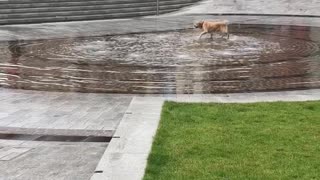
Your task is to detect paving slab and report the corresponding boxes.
[0,140,108,180]
[0,88,134,180]
[0,89,133,131]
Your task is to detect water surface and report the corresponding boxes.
[0,24,320,93]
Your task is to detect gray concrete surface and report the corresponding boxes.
[0,89,132,130]
[1,15,320,42]
[0,88,133,180]
[1,88,320,180]
[173,0,320,16]
[0,140,107,180]
[91,96,163,180]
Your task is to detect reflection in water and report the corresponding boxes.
[8,40,23,63]
[0,24,320,94]
[3,40,24,88]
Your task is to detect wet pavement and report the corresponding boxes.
[1,24,320,93]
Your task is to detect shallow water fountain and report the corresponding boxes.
[0,24,320,94]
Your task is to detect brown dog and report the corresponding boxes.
[194,20,229,39]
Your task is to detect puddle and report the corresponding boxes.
[0,24,320,93]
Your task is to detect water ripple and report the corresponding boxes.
[0,24,320,93]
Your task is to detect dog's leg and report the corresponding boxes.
[226,24,229,39]
[199,31,207,40]
[221,33,229,39]
[210,33,213,39]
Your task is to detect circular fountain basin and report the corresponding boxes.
[0,24,320,94]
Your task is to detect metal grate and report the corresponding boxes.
[0,127,113,142]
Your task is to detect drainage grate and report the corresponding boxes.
[0,127,114,142]
[94,170,104,174]
[0,133,111,142]
[0,126,114,137]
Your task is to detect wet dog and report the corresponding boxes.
[194,20,229,39]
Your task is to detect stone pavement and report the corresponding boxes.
[0,89,132,131]
[0,88,132,180]
[0,140,107,180]
[1,88,320,180]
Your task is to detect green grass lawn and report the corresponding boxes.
[143,101,320,180]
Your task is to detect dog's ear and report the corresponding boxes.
[194,21,200,28]
[198,20,204,28]
[194,20,205,28]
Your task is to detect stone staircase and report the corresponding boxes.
[0,0,201,25]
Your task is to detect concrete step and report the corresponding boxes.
[0,7,158,19]
[0,0,154,9]
[0,11,157,25]
[159,9,180,14]
[159,3,195,10]
[0,0,155,5]
[0,0,201,24]
[0,1,196,14]
[0,0,199,6]
[0,3,156,14]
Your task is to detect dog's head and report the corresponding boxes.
[194,21,204,29]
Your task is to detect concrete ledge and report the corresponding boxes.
[91,97,164,180]
[165,89,320,103]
